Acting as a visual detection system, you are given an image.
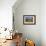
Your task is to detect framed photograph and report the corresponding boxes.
[23,15,36,25]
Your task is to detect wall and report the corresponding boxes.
[41,0,46,46]
[0,0,16,30]
[0,0,16,39]
[0,0,46,46]
[13,0,41,46]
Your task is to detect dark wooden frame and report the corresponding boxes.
[23,15,36,25]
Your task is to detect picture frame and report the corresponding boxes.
[23,15,36,25]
